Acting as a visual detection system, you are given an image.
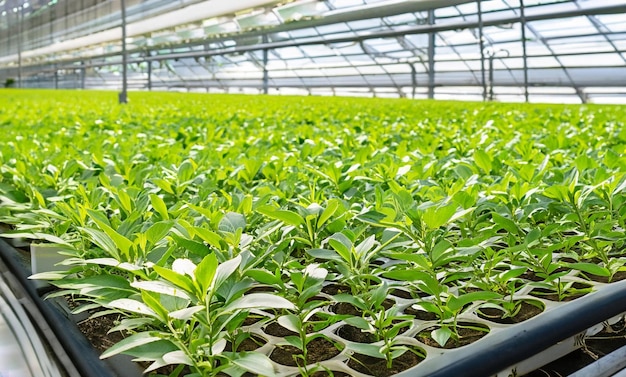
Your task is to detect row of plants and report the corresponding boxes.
[1,90,626,376]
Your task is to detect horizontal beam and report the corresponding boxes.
[1,1,625,76]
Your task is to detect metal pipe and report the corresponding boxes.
[0,239,117,377]
[520,0,529,102]
[119,0,128,104]
[396,279,626,377]
[17,3,22,88]
[410,63,416,99]
[427,9,435,99]
[478,0,486,101]
[262,34,269,95]
[146,52,152,91]
[6,2,626,71]
[488,54,494,101]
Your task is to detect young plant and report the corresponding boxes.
[100,253,295,376]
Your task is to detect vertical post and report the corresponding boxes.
[119,0,128,103]
[53,64,58,89]
[80,61,86,89]
[478,0,486,101]
[427,9,435,99]
[17,3,22,88]
[488,54,494,101]
[262,34,269,95]
[410,63,417,100]
[520,0,529,102]
[147,53,152,91]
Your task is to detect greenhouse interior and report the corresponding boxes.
[1,1,626,377]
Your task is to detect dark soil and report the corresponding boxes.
[404,306,439,321]
[529,282,592,301]
[476,301,544,324]
[336,324,377,343]
[416,322,489,349]
[76,312,125,353]
[330,298,395,316]
[322,284,351,295]
[269,337,341,366]
[331,302,362,316]
[583,270,626,283]
[224,334,266,352]
[297,371,351,377]
[389,288,413,299]
[523,319,626,376]
[347,348,425,377]
[264,321,298,337]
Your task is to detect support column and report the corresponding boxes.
[119,0,128,103]
[80,61,86,89]
[478,0,487,101]
[427,9,435,99]
[17,4,22,88]
[262,34,269,95]
[410,63,417,100]
[53,64,58,89]
[147,52,152,91]
[520,0,529,102]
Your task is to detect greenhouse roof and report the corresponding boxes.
[0,0,625,103]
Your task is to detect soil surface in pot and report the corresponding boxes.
[297,372,351,377]
[330,298,395,316]
[529,282,593,301]
[476,301,544,324]
[583,270,626,283]
[224,334,266,352]
[416,322,489,349]
[77,312,124,352]
[404,305,438,321]
[347,348,425,377]
[337,322,410,344]
[522,319,626,376]
[269,337,341,367]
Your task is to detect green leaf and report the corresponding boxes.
[131,280,191,299]
[152,178,174,195]
[492,213,519,235]
[194,252,218,294]
[423,204,457,229]
[169,306,204,320]
[328,233,353,262]
[87,210,134,259]
[257,205,304,227]
[448,291,501,312]
[525,229,541,245]
[348,343,385,359]
[284,335,304,350]
[224,293,295,312]
[219,212,246,233]
[152,265,197,298]
[211,254,242,291]
[343,316,372,331]
[277,314,301,333]
[108,298,158,317]
[193,227,223,249]
[232,353,277,376]
[473,149,492,173]
[245,269,282,285]
[171,233,208,256]
[100,332,163,359]
[146,221,173,245]
[431,327,452,347]
[317,199,339,228]
[79,227,120,260]
[568,262,610,277]
[306,248,342,262]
